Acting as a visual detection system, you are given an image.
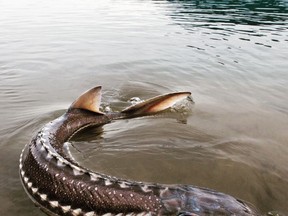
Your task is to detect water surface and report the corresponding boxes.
[0,0,288,215]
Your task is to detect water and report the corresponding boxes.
[0,0,287,215]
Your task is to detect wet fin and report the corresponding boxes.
[69,86,104,114]
[122,91,191,116]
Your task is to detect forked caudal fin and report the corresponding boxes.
[20,86,260,216]
[69,85,191,116]
[122,91,192,116]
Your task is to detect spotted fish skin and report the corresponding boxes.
[19,87,259,216]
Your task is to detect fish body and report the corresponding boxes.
[19,86,259,216]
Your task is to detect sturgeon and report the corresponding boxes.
[19,86,259,216]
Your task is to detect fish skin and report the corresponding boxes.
[19,87,260,216]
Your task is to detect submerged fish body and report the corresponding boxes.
[19,86,259,216]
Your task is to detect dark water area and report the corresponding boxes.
[0,0,287,215]
[168,0,288,25]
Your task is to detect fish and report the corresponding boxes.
[19,86,259,216]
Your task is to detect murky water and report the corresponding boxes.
[0,0,287,215]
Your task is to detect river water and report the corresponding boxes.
[0,0,287,215]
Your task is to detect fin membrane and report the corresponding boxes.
[69,86,103,114]
[122,91,191,116]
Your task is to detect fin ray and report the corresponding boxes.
[122,92,191,116]
[69,86,103,114]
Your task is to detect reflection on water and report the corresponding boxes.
[167,0,288,26]
[0,0,288,215]
[166,0,288,50]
